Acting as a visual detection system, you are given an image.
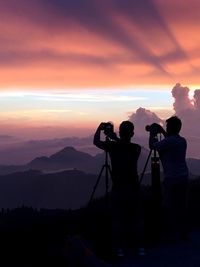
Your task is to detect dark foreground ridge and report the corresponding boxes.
[0,177,200,267]
[66,228,200,267]
[115,229,200,267]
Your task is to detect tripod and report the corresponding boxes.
[140,148,161,201]
[89,148,112,205]
[140,147,162,241]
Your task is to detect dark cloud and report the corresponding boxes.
[0,0,180,75]
[114,0,190,70]
[0,135,14,140]
[0,49,148,70]
[160,49,188,64]
[40,0,166,73]
[114,0,182,48]
[0,0,198,84]
[0,50,118,67]
[0,48,174,71]
[43,0,171,74]
[42,0,187,73]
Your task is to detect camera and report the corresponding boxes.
[102,122,114,136]
[145,123,163,135]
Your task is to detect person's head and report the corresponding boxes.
[119,121,134,140]
[166,116,182,135]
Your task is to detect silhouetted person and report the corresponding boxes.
[94,121,144,258]
[149,116,189,241]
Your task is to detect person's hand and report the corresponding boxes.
[98,122,106,130]
[107,132,119,141]
[155,123,164,133]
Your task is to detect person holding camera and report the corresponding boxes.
[148,116,189,241]
[93,121,144,258]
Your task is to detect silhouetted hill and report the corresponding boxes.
[1,178,200,266]
[0,169,105,209]
[50,146,91,162]
[0,146,104,175]
[0,146,199,180]
[0,145,150,175]
[0,134,199,165]
[28,146,100,173]
[0,135,96,164]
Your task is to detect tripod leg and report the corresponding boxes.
[106,165,112,193]
[151,155,161,241]
[151,156,161,203]
[104,164,111,203]
[89,165,105,204]
[139,149,152,184]
[107,165,112,177]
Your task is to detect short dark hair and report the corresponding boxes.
[166,116,182,134]
[119,121,134,138]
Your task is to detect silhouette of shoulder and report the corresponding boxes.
[131,142,141,151]
[107,141,141,165]
[154,134,187,151]
[108,141,141,187]
[107,140,140,153]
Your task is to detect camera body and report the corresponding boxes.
[145,123,163,136]
[102,122,114,136]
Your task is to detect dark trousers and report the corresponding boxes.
[110,185,144,250]
[162,176,189,239]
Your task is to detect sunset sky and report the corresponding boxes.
[0,0,200,139]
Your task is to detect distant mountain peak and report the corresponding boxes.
[49,146,92,162]
[59,146,76,152]
[50,146,81,158]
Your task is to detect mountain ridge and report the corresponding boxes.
[0,168,103,209]
[0,145,199,177]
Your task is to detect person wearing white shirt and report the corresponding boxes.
[149,116,189,241]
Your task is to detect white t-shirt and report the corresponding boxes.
[153,134,189,178]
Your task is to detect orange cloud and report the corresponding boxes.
[0,0,200,89]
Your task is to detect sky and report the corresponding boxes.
[0,0,200,140]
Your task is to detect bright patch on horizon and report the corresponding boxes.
[0,90,147,102]
[0,88,173,129]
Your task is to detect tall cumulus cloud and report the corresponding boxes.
[171,83,200,137]
[129,107,163,136]
[129,83,200,158]
[130,83,200,138]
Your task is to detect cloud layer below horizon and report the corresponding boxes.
[1,0,200,88]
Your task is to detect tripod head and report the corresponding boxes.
[139,129,162,185]
[145,123,165,136]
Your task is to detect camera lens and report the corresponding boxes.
[104,122,114,135]
[145,125,151,132]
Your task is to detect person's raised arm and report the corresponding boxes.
[93,123,107,150]
[148,124,167,150]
